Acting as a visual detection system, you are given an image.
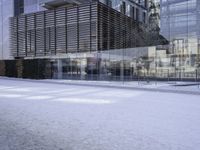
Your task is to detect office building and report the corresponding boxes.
[3,0,189,81]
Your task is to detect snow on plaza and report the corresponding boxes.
[0,78,200,150]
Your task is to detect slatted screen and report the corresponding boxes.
[10,2,162,58]
[10,2,98,58]
[97,2,151,51]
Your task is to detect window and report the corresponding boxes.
[143,12,146,23]
[120,1,126,15]
[131,6,135,20]
[144,0,147,8]
[136,8,139,21]
[14,0,24,16]
[107,0,112,7]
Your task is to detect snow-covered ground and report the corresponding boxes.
[0,78,200,150]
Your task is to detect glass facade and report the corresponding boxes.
[0,0,200,83]
[159,0,200,80]
[161,0,198,40]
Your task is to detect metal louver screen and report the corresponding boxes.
[10,2,98,58]
[10,2,161,58]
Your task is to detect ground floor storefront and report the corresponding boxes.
[1,46,200,82]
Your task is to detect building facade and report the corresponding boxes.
[10,1,161,59]
[8,0,165,80]
[0,0,149,60]
[1,0,199,81]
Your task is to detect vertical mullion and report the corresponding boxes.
[65,8,68,53]
[44,11,46,55]
[49,27,51,55]
[107,6,110,50]
[34,13,36,56]
[90,4,92,52]
[25,16,27,57]
[131,18,133,47]
[97,2,100,52]
[54,9,57,55]
[77,7,79,52]
[30,30,31,54]
[16,17,19,57]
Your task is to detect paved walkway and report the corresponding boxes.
[44,79,200,95]
[0,78,200,150]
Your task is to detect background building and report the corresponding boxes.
[149,0,160,33]
[0,0,24,60]
[0,0,14,60]
[160,0,200,67]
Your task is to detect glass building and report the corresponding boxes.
[0,0,199,81]
[9,0,165,81]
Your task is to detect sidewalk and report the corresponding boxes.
[0,77,199,95]
[44,79,200,95]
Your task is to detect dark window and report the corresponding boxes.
[136,8,139,21]
[120,1,126,15]
[144,0,148,8]
[143,12,146,23]
[107,0,112,7]
[14,0,24,16]
[19,7,24,14]
[131,6,135,20]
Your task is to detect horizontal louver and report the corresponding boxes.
[10,2,154,58]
